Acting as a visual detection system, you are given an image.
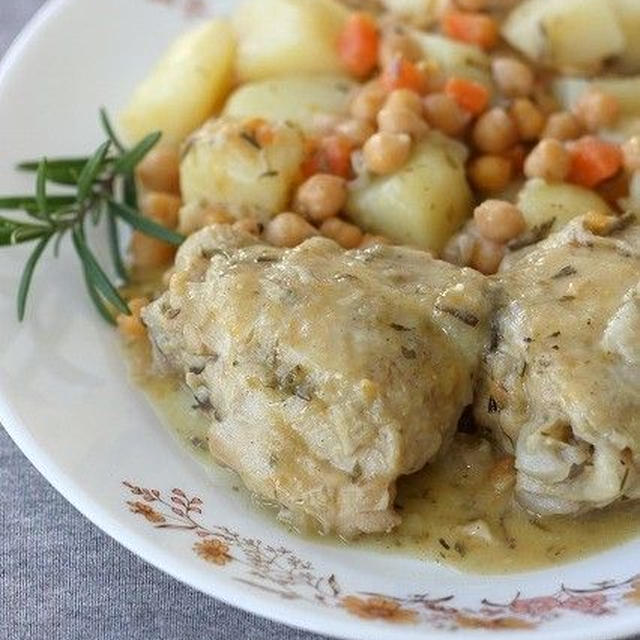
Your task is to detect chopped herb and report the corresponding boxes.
[549,331,561,338]
[259,170,279,178]
[401,346,417,359]
[390,323,411,331]
[552,265,577,279]
[240,131,261,150]
[438,538,451,550]
[435,304,480,327]
[508,218,555,251]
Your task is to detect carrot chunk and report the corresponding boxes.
[338,13,380,78]
[442,11,499,50]
[302,135,353,179]
[381,57,425,93]
[567,136,623,188]
[445,77,490,116]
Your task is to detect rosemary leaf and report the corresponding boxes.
[124,174,138,210]
[72,226,130,315]
[36,159,48,219]
[107,214,129,282]
[113,131,162,175]
[17,234,51,320]
[99,107,125,153]
[77,141,111,202]
[18,157,90,186]
[0,195,76,211]
[108,199,184,246]
[81,262,117,325]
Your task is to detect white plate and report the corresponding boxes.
[2,2,640,638]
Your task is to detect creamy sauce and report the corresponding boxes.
[127,341,640,574]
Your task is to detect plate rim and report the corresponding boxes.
[1,3,640,640]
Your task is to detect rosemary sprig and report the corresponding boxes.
[0,109,185,323]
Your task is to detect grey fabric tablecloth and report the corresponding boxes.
[0,3,328,639]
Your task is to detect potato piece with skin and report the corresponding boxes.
[223,75,357,132]
[502,0,625,75]
[233,0,349,82]
[180,117,305,224]
[346,132,472,253]
[517,178,612,233]
[120,20,235,147]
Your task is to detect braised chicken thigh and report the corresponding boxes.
[476,216,640,515]
[143,225,491,536]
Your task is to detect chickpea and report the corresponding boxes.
[622,136,640,172]
[419,59,447,94]
[360,233,390,248]
[423,93,470,137]
[130,232,176,269]
[136,146,180,194]
[350,82,388,122]
[363,132,412,174]
[379,29,422,68]
[384,89,423,115]
[472,108,519,154]
[456,0,490,9]
[473,199,526,244]
[320,217,364,249]
[117,297,149,341]
[469,155,512,193]
[442,228,478,267]
[141,192,182,229]
[470,236,506,274]
[377,106,429,138]
[542,111,583,141]
[312,112,345,134]
[232,218,263,235]
[492,57,534,98]
[335,118,376,146]
[524,138,570,182]
[532,86,560,115]
[509,98,545,141]
[263,212,318,248]
[573,89,620,132]
[294,174,348,223]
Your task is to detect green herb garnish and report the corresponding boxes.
[0,109,185,324]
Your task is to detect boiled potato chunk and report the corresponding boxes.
[412,31,492,88]
[180,117,305,224]
[517,179,612,232]
[381,0,449,27]
[502,0,625,75]
[120,20,235,147]
[346,133,472,252]
[612,0,640,73]
[223,75,357,131]
[233,0,349,81]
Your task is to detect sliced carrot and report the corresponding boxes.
[338,12,380,78]
[302,135,353,179]
[444,77,490,116]
[442,11,499,50]
[567,136,623,188]
[380,57,425,93]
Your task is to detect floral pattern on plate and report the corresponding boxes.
[123,481,640,632]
